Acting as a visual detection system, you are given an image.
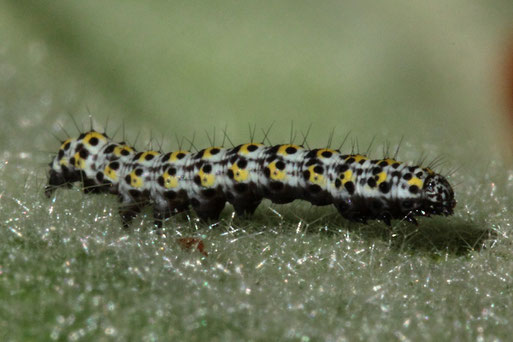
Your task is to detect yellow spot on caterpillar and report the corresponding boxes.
[230,164,249,182]
[239,143,264,155]
[423,167,435,175]
[308,165,325,186]
[129,170,143,188]
[381,158,397,165]
[104,165,118,181]
[84,132,107,147]
[60,139,72,150]
[354,155,367,163]
[168,150,190,161]
[162,172,178,189]
[277,144,302,156]
[197,169,215,187]
[408,177,424,188]
[113,145,134,157]
[341,170,353,184]
[268,161,287,181]
[346,154,367,163]
[73,152,85,169]
[59,158,68,166]
[203,147,222,159]
[376,172,387,185]
[316,149,337,158]
[139,151,159,162]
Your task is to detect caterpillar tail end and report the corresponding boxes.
[45,169,68,198]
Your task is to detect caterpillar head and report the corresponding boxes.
[422,174,456,216]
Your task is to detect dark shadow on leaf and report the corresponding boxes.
[240,204,493,256]
[345,217,493,256]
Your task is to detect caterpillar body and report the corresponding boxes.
[45,130,456,228]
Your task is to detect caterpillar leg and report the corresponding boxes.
[333,199,350,217]
[191,196,226,221]
[153,207,170,229]
[153,191,191,228]
[378,212,392,226]
[119,203,142,228]
[334,199,370,224]
[118,192,147,228]
[404,214,418,226]
[227,191,262,217]
[152,204,188,228]
[82,177,104,194]
[232,198,261,216]
[224,181,263,217]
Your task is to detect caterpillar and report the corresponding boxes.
[45,127,456,228]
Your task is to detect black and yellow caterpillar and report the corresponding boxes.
[45,129,456,228]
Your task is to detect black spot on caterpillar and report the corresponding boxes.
[45,128,456,228]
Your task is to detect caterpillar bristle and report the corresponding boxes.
[382,140,390,159]
[49,131,64,144]
[131,129,141,148]
[248,123,257,143]
[427,155,446,170]
[122,121,126,143]
[45,121,457,229]
[393,136,404,160]
[325,127,335,149]
[412,150,423,166]
[146,129,154,151]
[184,132,198,152]
[205,127,214,147]
[57,122,71,140]
[109,123,122,141]
[445,166,461,179]
[67,112,83,134]
[87,111,94,132]
[363,136,373,157]
[103,116,110,136]
[337,131,351,151]
[288,121,297,145]
[157,132,166,152]
[222,125,235,148]
[261,122,275,145]
[300,123,312,148]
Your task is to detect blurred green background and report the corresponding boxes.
[2,0,512,156]
[2,1,513,341]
